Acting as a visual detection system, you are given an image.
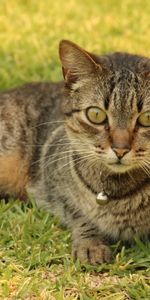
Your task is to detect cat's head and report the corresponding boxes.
[59,40,150,175]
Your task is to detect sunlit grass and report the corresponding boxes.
[0,200,150,299]
[0,0,150,299]
[0,0,150,90]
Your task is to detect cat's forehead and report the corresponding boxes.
[107,68,140,112]
[78,67,141,111]
[109,69,150,116]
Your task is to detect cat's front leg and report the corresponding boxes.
[71,225,112,265]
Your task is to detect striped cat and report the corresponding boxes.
[0,40,150,264]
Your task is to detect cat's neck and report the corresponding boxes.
[72,152,149,200]
[100,170,149,199]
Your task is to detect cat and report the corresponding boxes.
[0,40,150,264]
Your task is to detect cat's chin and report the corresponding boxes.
[106,163,133,174]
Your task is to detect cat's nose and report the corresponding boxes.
[110,128,131,159]
[112,146,130,159]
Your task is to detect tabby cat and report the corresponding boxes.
[1,40,150,264]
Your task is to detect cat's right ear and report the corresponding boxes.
[59,40,101,84]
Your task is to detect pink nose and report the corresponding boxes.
[110,128,131,159]
[112,147,130,159]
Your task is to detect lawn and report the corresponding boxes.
[0,0,150,299]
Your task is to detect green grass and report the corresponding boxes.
[0,200,150,299]
[0,0,150,299]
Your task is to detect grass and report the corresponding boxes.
[0,200,150,299]
[0,0,150,299]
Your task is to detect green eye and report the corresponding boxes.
[86,107,107,124]
[138,111,150,127]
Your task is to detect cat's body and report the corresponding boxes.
[1,40,150,264]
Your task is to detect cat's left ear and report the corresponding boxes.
[59,40,101,84]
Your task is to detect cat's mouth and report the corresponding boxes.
[107,159,133,173]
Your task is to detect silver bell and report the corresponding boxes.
[96,192,109,205]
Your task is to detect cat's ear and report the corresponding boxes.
[59,40,101,84]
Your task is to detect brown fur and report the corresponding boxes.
[0,151,29,196]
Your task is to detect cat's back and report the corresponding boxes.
[0,81,64,122]
[0,81,64,149]
[0,81,64,198]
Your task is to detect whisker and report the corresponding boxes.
[127,170,137,185]
[31,120,65,129]
[25,141,90,148]
[44,153,92,181]
[31,148,90,167]
[53,153,95,173]
[61,155,97,182]
[52,153,96,176]
[43,150,94,170]
[25,135,94,148]
[138,162,150,178]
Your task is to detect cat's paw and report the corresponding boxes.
[72,238,111,265]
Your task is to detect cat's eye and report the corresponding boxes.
[138,111,150,127]
[86,107,107,124]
